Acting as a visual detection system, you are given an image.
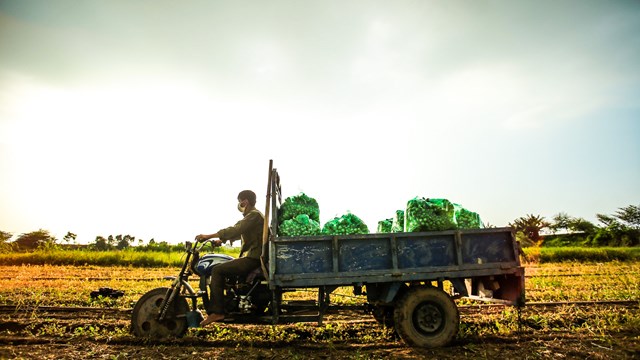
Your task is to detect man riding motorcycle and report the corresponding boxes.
[195,189,264,326]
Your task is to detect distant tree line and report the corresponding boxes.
[510,204,640,247]
[0,230,184,253]
[90,235,184,252]
[2,204,638,252]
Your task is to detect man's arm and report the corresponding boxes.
[196,211,260,245]
[195,233,225,247]
[216,212,261,241]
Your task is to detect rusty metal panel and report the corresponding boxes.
[274,239,332,274]
[271,228,522,288]
[338,237,392,272]
[461,231,516,265]
[396,234,456,269]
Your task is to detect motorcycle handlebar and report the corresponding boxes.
[190,239,222,252]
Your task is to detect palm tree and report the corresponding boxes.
[509,214,549,247]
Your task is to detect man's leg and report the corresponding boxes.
[202,257,260,325]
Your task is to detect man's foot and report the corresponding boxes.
[200,313,225,327]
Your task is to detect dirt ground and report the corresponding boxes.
[0,308,638,360]
[1,331,639,359]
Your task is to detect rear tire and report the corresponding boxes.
[393,286,459,348]
[131,287,189,338]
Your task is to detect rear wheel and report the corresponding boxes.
[131,287,189,338]
[393,286,459,348]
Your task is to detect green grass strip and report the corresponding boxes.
[0,247,241,267]
[523,247,640,263]
[2,247,637,267]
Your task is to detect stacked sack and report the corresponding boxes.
[322,212,370,235]
[277,193,322,236]
[391,209,405,232]
[376,218,393,233]
[279,193,482,236]
[376,197,483,233]
[406,197,457,232]
[375,209,404,233]
[453,203,483,229]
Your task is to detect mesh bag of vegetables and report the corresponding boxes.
[278,193,320,224]
[278,214,322,236]
[405,197,457,232]
[391,210,405,232]
[322,213,370,235]
[453,204,483,229]
[377,218,393,233]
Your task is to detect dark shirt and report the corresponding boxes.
[217,209,264,259]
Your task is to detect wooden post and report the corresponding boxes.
[260,160,273,279]
[262,159,273,245]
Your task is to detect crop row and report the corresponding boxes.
[1,302,637,350]
[0,262,638,308]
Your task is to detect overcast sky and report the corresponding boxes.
[1,0,639,244]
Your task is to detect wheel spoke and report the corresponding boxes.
[132,287,189,338]
[414,302,443,333]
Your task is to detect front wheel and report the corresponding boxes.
[393,286,459,348]
[131,287,189,338]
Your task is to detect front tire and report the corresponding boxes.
[393,286,459,348]
[131,287,189,338]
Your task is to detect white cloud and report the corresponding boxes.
[1,0,638,242]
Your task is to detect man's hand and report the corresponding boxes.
[212,239,223,247]
[195,234,210,242]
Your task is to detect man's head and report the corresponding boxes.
[237,190,257,207]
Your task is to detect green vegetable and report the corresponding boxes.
[279,214,322,236]
[391,210,405,232]
[278,193,320,224]
[405,197,457,232]
[453,203,483,229]
[377,218,393,233]
[322,213,370,235]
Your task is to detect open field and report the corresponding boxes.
[0,262,638,359]
[0,246,638,268]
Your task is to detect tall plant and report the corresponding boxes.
[510,214,549,247]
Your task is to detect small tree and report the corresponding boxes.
[567,217,597,234]
[614,204,640,230]
[593,204,640,246]
[596,213,619,228]
[549,212,571,233]
[107,235,116,248]
[550,212,596,234]
[0,231,12,253]
[0,231,12,243]
[116,234,136,250]
[510,214,549,247]
[92,236,110,251]
[13,229,57,251]
[63,232,77,244]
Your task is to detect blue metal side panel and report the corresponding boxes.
[461,232,515,264]
[271,228,518,280]
[275,241,332,274]
[397,235,456,268]
[338,238,392,272]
